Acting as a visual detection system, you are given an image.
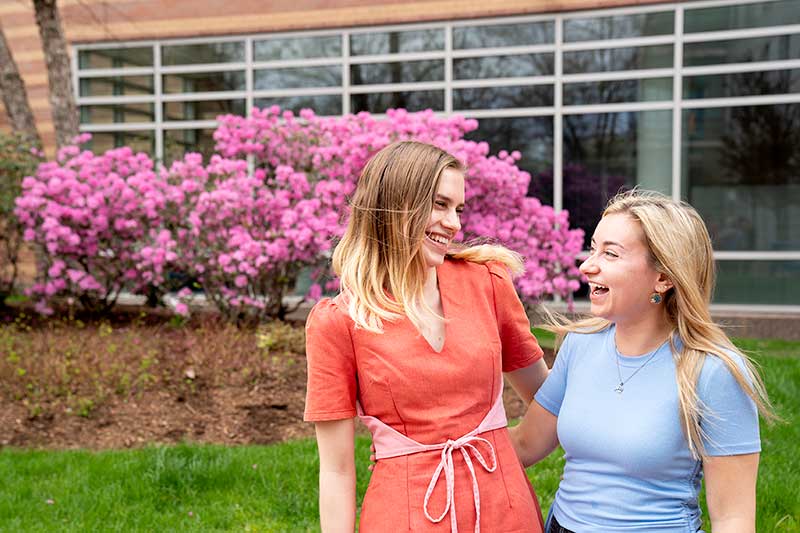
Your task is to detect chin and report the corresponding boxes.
[422,251,446,268]
[589,304,611,320]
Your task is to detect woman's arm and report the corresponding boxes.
[505,358,549,404]
[508,399,559,467]
[704,452,760,533]
[315,418,357,533]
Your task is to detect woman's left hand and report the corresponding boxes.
[368,443,376,472]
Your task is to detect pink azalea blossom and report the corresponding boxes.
[16,107,583,320]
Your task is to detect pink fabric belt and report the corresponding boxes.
[357,382,509,533]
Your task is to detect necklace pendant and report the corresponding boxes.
[614,383,624,394]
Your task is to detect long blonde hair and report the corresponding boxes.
[549,189,774,457]
[333,140,522,333]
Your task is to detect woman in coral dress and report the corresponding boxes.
[304,141,548,532]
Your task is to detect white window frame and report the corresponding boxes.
[73,0,800,309]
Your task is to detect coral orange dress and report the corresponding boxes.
[304,258,545,532]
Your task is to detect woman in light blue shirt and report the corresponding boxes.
[511,190,774,533]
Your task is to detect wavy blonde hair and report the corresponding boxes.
[548,189,774,457]
[333,140,522,333]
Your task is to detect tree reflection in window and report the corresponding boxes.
[563,111,671,247]
[453,53,554,79]
[564,45,672,74]
[350,29,443,55]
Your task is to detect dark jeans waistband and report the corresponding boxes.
[547,514,575,533]
[547,514,703,533]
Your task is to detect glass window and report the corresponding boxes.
[161,42,244,66]
[715,260,800,305]
[164,128,217,164]
[685,0,800,33]
[79,75,153,97]
[464,117,554,204]
[162,71,245,93]
[564,78,672,105]
[87,131,155,155]
[682,103,800,252]
[163,99,246,121]
[564,11,674,42]
[350,59,444,85]
[78,47,153,69]
[80,103,155,124]
[453,53,554,79]
[564,110,672,247]
[453,85,553,110]
[254,66,341,90]
[350,29,444,55]
[253,35,341,61]
[684,68,800,99]
[254,95,342,115]
[684,34,800,67]
[350,90,444,113]
[453,21,554,49]
[564,44,673,73]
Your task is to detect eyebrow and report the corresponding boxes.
[590,238,626,249]
[434,194,465,208]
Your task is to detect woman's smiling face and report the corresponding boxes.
[579,213,664,325]
[421,167,464,269]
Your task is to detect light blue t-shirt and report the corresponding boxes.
[534,326,760,533]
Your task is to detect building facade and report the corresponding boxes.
[1,0,798,311]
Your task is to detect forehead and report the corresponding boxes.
[593,213,646,248]
[436,168,465,198]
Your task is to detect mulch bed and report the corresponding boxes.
[0,305,552,450]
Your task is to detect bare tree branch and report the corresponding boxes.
[33,0,78,149]
[0,24,41,145]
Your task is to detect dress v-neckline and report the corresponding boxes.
[416,263,447,354]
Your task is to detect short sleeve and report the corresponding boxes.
[534,333,572,416]
[699,354,761,456]
[488,262,544,372]
[303,298,358,422]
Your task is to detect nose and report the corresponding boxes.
[442,208,461,232]
[579,253,598,275]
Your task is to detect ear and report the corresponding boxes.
[655,273,674,293]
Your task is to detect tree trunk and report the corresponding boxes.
[33,0,78,150]
[0,25,41,146]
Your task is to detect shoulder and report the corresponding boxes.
[440,258,498,292]
[443,256,493,276]
[567,326,613,344]
[305,296,357,358]
[443,257,511,278]
[558,327,613,357]
[306,295,352,334]
[698,348,751,391]
[486,260,513,279]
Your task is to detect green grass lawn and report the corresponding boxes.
[1,338,797,532]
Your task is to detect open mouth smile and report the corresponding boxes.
[425,231,451,251]
[588,282,609,296]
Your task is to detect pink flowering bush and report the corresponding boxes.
[16,108,583,319]
[175,157,339,322]
[15,138,170,314]
[215,107,584,303]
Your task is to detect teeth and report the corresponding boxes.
[589,283,608,292]
[427,233,449,245]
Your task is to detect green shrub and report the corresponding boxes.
[0,133,43,306]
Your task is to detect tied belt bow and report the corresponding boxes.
[357,384,508,533]
[423,434,498,533]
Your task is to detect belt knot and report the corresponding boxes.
[422,434,498,533]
